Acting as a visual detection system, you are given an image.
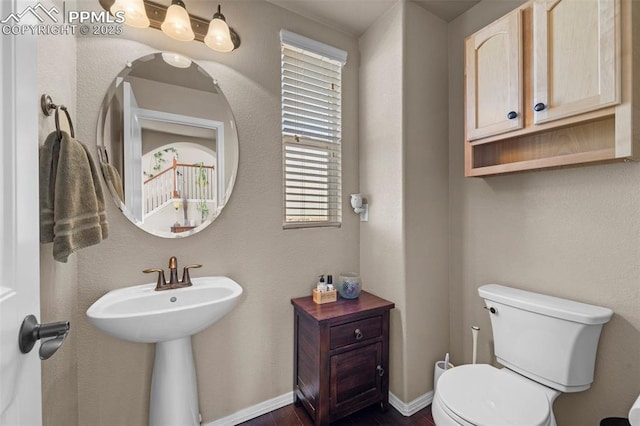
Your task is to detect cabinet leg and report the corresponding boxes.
[380,401,389,413]
[294,393,301,407]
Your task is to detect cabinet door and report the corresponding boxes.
[465,9,523,141]
[330,342,382,419]
[533,0,620,124]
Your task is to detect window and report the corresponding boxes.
[280,30,347,229]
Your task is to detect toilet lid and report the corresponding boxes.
[437,364,550,426]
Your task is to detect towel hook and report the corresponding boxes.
[41,94,75,140]
[54,106,75,140]
[40,94,56,116]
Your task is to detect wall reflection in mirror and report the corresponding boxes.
[97,52,239,238]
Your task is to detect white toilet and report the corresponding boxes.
[432,284,613,426]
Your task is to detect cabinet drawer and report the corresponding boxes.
[330,316,381,349]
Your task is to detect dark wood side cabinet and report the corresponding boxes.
[291,291,394,425]
[170,225,195,233]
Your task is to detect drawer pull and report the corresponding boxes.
[377,365,385,377]
[507,111,518,120]
[533,102,546,112]
[354,328,363,340]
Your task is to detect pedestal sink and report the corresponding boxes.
[86,276,243,426]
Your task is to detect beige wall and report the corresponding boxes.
[448,1,640,424]
[404,1,449,402]
[40,0,360,424]
[359,0,449,403]
[359,0,408,400]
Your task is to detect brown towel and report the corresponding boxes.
[101,162,124,203]
[40,131,108,262]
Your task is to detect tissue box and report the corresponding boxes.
[312,288,337,304]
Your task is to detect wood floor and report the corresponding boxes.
[240,403,435,426]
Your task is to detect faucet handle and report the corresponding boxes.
[181,264,202,286]
[143,268,167,290]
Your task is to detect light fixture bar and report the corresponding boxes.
[99,0,240,49]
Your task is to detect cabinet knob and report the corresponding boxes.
[354,328,363,340]
[507,111,518,120]
[533,103,546,112]
[377,365,385,377]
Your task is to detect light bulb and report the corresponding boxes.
[161,0,195,42]
[204,5,235,52]
[110,0,149,28]
[204,17,234,52]
[161,52,192,68]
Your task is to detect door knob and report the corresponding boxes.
[507,111,518,120]
[534,103,546,112]
[18,315,70,360]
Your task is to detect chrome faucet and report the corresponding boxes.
[144,257,202,291]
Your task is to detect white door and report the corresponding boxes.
[0,0,42,424]
[123,82,143,222]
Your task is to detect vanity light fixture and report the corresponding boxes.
[103,0,241,52]
[161,0,195,41]
[204,5,236,53]
[110,0,149,28]
[350,194,369,222]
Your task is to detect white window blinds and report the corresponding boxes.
[280,30,347,229]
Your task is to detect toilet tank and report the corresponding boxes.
[479,284,613,393]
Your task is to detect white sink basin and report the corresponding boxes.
[86,276,242,426]
[87,276,242,343]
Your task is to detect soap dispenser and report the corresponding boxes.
[316,275,326,292]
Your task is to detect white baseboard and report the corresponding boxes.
[204,389,434,425]
[389,391,434,417]
[204,392,294,426]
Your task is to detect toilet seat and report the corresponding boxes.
[436,364,551,426]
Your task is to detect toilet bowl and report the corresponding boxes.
[432,364,558,426]
[431,284,612,426]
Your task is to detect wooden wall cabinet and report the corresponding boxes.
[464,0,639,177]
[465,8,523,141]
[291,292,394,426]
[532,0,620,124]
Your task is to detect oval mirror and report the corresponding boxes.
[97,52,239,238]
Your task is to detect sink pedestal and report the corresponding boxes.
[150,337,199,426]
[86,277,243,425]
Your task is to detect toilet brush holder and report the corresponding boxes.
[434,360,454,391]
